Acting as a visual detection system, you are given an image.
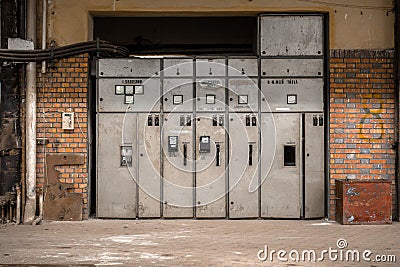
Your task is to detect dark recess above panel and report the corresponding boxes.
[94,16,257,55]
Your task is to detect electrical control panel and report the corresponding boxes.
[62,112,74,130]
[97,13,326,222]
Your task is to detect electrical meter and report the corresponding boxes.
[199,136,211,153]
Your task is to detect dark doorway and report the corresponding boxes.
[93,16,257,55]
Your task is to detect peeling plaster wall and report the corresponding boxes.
[45,0,394,49]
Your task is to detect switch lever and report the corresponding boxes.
[249,144,253,166]
[216,144,221,166]
[313,115,318,126]
[245,115,250,126]
[212,116,218,126]
[183,144,187,166]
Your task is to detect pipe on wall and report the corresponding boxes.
[32,189,42,225]
[16,184,21,224]
[41,0,46,73]
[20,0,27,227]
[24,0,37,224]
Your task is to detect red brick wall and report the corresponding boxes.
[329,49,397,220]
[36,54,89,219]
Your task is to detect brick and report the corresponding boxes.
[329,49,395,220]
[36,54,89,219]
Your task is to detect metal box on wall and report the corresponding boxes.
[261,78,324,112]
[195,113,227,218]
[228,78,259,112]
[261,58,323,77]
[97,113,137,218]
[98,78,161,112]
[304,113,325,218]
[228,113,259,218]
[228,58,258,77]
[195,78,226,112]
[196,58,226,77]
[163,58,193,77]
[335,179,392,225]
[98,58,161,78]
[163,78,194,113]
[137,113,161,218]
[261,113,301,218]
[162,113,194,218]
[259,15,323,56]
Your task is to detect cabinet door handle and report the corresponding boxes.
[183,144,187,166]
[249,144,253,166]
[216,144,221,166]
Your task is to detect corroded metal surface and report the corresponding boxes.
[335,179,392,225]
[43,153,84,221]
[0,0,22,197]
[0,191,16,223]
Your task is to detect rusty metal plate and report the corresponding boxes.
[335,180,392,225]
[43,153,85,221]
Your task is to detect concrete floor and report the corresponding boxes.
[0,219,399,266]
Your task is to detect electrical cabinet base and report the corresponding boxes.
[335,179,392,225]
